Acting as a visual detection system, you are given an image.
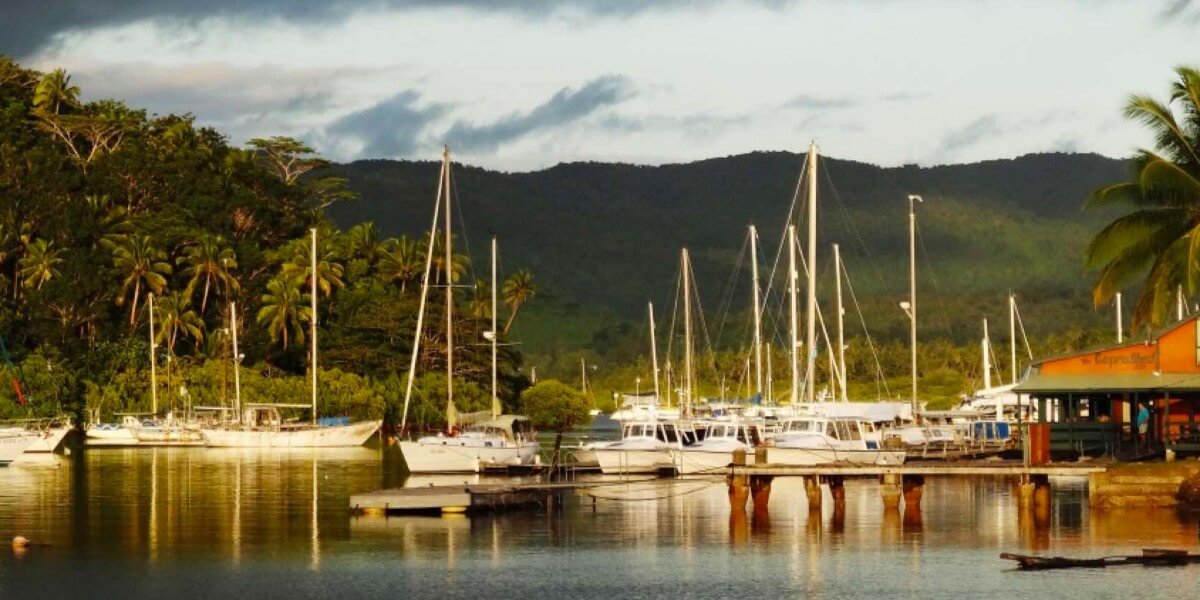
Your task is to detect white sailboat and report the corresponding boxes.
[397,148,540,473]
[200,235,382,448]
[0,428,40,466]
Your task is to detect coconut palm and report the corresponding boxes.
[1085,66,1200,327]
[33,68,80,114]
[502,269,537,334]
[113,235,173,327]
[375,235,423,293]
[469,280,491,319]
[256,274,311,351]
[429,234,469,286]
[18,238,64,290]
[154,291,204,355]
[278,235,344,297]
[179,235,239,315]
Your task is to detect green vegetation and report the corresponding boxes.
[0,57,536,426]
[1086,66,1200,327]
[520,379,590,464]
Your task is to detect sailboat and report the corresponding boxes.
[397,148,540,473]
[199,232,382,447]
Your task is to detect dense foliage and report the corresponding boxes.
[0,57,534,425]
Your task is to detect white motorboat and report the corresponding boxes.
[672,421,762,475]
[0,429,39,466]
[766,416,906,466]
[399,415,540,473]
[593,420,692,474]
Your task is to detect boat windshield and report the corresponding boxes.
[656,424,679,444]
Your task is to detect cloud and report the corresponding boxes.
[937,115,1001,154]
[320,90,447,159]
[443,75,634,154]
[783,94,856,110]
[1,0,796,58]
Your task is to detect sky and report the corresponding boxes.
[5,0,1200,171]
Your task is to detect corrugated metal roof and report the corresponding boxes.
[1015,372,1200,393]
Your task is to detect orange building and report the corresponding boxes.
[1015,315,1200,458]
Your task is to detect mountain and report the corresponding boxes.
[328,151,1129,366]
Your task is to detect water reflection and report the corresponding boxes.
[2,452,1200,598]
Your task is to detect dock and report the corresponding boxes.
[350,482,577,514]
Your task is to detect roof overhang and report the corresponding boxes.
[1015,373,1200,394]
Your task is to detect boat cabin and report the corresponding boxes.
[463,415,536,443]
[779,417,879,449]
[620,421,695,446]
[701,422,762,446]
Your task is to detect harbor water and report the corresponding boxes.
[2,447,1199,599]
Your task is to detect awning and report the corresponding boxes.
[1015,373,1200,394]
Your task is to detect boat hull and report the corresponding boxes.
[201,420,381,448]
[0,433,39,466]
[764,446,906,466]
[23,425,72,453]
[136,427,206,446]
[86,426,140,447]
[398,440,541,473]
[594,448,673,474]
[672,449,741,475]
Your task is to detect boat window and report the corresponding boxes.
[657,425,679,443]
[736,427,747,443]
[826,422,837,438]
[846,421,862,440]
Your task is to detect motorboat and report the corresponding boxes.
[672,421,762,475]
[765,416,906,466]
[398,415,541,473]
[593,419,693,474]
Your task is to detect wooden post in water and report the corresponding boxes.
[749,475,772,516]
[803,476,822,512]
[881,473,902,510]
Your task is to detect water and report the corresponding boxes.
[2,447,1198,599]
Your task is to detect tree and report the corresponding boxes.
[278,235,345,298]
[154,291,204,356]
[520,379,590,468]
[256,274,311,351]
[246,136,325,185]
[179,234,238,315]
[1086,66,1200,327]
[113,235,173,327]
[502,269,538,334]
[18,238,64,290]
[375,235,423,293]
[32,68,80,114]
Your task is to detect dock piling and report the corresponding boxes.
[881,473,902,509]
[803,476,823,512]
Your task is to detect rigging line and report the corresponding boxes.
[760,151,810,338]
[712,232,750,349]
[987,335,1005,387]
[664,259,683,403]
[447,161,480,289]
[914,218,955,338]
[818,154,892,296]
[686,253,722,387]
[840,255,893,400]
[1013,300,1035,360]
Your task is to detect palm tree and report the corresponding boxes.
[429,234,469,286]
[344,222,380,262]
[1085,66,1200,327]
[256,274,311,351]
[154,291,204,356]
[502,269,537,334]
[278,236,344,297]
[113,235,173,327]
[375,236,423,293]
[18,238,64,290]
[179,235,238,315]
[33,68,80,114]
[470,280,491,319]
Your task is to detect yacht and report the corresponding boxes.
[672,421,762,475]
[766,416,905,466]
[399,415,540,473]
[593,419,693,474]
[86,415,145,446]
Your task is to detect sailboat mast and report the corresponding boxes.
[804,142,818,404]
[1178,285,1186,321]
[444,147,457,428]
[491,235,499,420]
[149,292,158,416]
[310,228,318,425]
[231,302,241,419]
[766,342,773,403]
[788,225,799,405]
[682,248,694,419]
[399,152,447,432]
[749,224,763,396]
[982,318,992,389]
[1009,293,1018,385]
[649,301,661,404]
[834,243,846,402]
[1116,292,1124,343]
[907,194,922,415]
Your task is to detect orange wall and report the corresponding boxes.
[1039,319,1200,376]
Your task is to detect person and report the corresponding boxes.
[1136,401,1150,451]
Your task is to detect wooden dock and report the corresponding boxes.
[350,482,576,514]
[728,461,1108,477]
